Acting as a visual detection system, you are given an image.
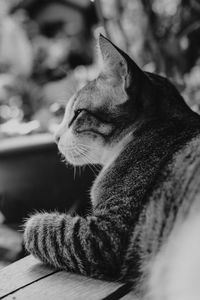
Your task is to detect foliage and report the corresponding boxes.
[102,0,200,109]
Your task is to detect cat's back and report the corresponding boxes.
[151,130,200,215]
[121,129,200,289]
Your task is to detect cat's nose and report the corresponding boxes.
[54,124,65,144]
[54,132,60,144]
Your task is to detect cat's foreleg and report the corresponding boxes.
[24,211,126,279]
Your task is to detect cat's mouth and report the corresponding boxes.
[58,138,95,166]
[66,150,91,166]
[59,147,84,165]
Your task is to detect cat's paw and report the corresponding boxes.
[24,212,74,269]
[24,212,63,267]
[24,213,43,256]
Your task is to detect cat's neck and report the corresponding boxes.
[91,117,200,209]
[100,117,153,168]
[101,131,133,168]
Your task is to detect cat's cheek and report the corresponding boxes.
[58,130,75,155]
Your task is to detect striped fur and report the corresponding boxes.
[24,35,200,299]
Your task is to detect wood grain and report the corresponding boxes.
[3,271,124,300]
[0,255,56,299]
[0,255,136,300]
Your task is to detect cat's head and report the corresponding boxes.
[55,35,185,166]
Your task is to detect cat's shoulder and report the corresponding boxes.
[167,131,200,179]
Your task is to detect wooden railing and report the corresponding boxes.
[0,256,136,299]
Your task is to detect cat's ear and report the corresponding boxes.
[98,34,128,81]
[98,35,154,108]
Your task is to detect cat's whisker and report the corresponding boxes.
[24,34,200,300]
[59,144,100,176]
[81,152,100,172]
[84,160,100,174]
[76,143,91,151]
[71,151,77,179]
[79,166,81,177]
[82,158,98,176]
[79,154,100,176]
[73,147,98,175]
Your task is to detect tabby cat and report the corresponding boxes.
[24,35,200,300]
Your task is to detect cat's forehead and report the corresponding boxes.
[77,80,99,102]
[72,80,108,110]
[72,77,126,111]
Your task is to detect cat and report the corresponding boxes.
[24,34,200,300]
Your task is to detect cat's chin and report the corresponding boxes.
[66,157,89,167]
[61,152,86,166]
[64,151,98,166]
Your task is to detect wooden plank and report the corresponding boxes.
[0,255,57,299]
[0,255,137,300]
[3,271,124,300]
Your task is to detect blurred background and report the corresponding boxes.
[0,0,200,269]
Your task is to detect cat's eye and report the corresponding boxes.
[68,109,83,127]
[75,109,83,117]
